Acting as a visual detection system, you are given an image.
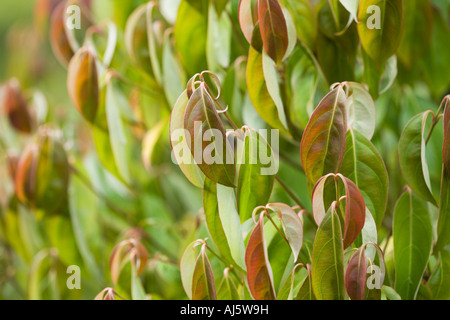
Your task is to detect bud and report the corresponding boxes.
[34,0,61,37]
[67,46,99,124]
[1,79,35,134]
[50,2,75,67]
[14,128,70,213]
[6,152,19,182]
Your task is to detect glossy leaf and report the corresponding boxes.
[340,128,388,228]
[282,0,317,50]
[67,46,99,125]
[398,111,436,205]
[258,0,289,64]
[184,84,235,187]
[203,179,235,267]
[311,203,345,300]
[180,240,204,299]
[245,213,276,300]
[169,90,205,188]
[191,244,216,300]
[266,203,303,261]
[295,264,315,300]
[247,44,289,132]
[344,82,376,140]
[345,246,367,300]
[393,189,433,300]
[300,85,347,184]
[312,173,366,249]
[238,0,258,44]
[217,184,247,271]
[237,128,275,223]
[217,269,240,300]
[357,0,404,69]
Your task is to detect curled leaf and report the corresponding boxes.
[191,244,217,300]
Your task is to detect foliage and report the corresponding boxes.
[0,0,449,300]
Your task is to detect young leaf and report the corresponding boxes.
[340,128,388,228]
[180,240,204,299]
[312,173,366,249]
[282,0,317,51]
[245,213,276,300]
[170,90,205,188]
[207,1,232,71]
[258,0,289,64]
[50,2,75,67]
[311,203,345,300]
[238,0,258,44]
[266,203,303,261]
[345,246,367,300]
[441,96,450,179]
[191,244,217,300]
[429,248,450,300]
[237,128,275,223]
[217,269,240,300]
[357,0,404,69]
[184,84,235,187]
[382,285,401,300]
[295,264,315,300]
[67,46,99,125]
[300,85,347,184]
[393,188,433,300]
[398,111,436,205]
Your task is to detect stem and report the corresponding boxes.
[205,244,243,283]
[265,212,290,246]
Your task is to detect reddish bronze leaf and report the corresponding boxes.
[300,85,347,184]
[184,83,235,187]
[245,213,276,300]
[50,2,75,67]
[442,96,450,178]
[67,46,99,125]
[191,244,217,300]
[2,79,34,133]
[345,246,367,300]
[258,0,289,64]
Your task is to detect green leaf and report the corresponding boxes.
[174,0,208,76]
[203,179,235,267]
[258,0,289,64]
[311,203,345,300]
[295,264,315,300]
[246,43,289,133]
[192,244,217,300]
[169,90,205,188]
[393,189,433,300]
[344,82,376,140]
[357,0,404,69]
[300,85,347,184]
[105,81,132,184]
[217,184,247,270]
[340,128,388,228]
[245,213,276,300]
[217,269,241,300]
[180,240,204,299]
[281,0,317,50]
[237,128,275,223]
[397,0,433,69]
[398,111,437,205]
[238,0,258,44]
[429,248,450,300]
[382,285,402,300]
[436,166,450,253]
[131,262,147,300]
[207,1,232,71]
[266,203,303,261]
[441,96,450,179]
[184,84,235,187]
